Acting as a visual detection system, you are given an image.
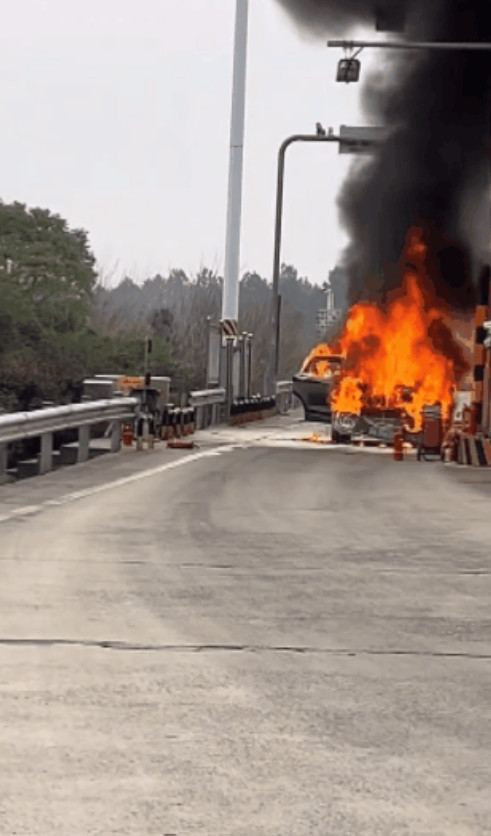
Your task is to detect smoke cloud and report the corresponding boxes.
[276,0,491,312]
[276,1,411,35]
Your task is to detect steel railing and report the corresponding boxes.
[189,389,226,429]
[0,397,138,481]
[275,380,293,414]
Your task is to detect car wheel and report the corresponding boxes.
[331,429,339,443]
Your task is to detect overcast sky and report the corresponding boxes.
[1,0,381,286]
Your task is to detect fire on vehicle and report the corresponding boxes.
[294,227,472,449]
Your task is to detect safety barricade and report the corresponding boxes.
[122,421,134,447]
[456,434,491,467]
[160,408,173,441]
[228,396,278,425]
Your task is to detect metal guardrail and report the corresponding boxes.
[189,389,225,429]
[0,397,138,481]
[189,388,226,406]
[189,384,293,426]
[0,381,293,481]
[276,380,293,414]
[0,398,137,443]
[275,380,293,394]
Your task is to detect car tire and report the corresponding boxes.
[332,430,351,444]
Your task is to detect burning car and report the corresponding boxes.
[292,347,343,422]
[331,384,418,444]
[331,406,410,444]
[295,229,470,441]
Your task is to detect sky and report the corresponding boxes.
[0,0,382,286]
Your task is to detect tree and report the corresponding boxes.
[0,202,97,332]
[89,262,333,400]
[149,308,174,341]
[0,201,98,410]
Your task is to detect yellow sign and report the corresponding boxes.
[116,376,143,394]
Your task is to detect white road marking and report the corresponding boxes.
[0,434,402,526]
[0,445,238,524]
[0,505,43,523]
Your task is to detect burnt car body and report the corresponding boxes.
[293,350,430,445]
[292,352,343,422]
[331,408,407,444]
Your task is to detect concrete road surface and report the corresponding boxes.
[0,413,490,835]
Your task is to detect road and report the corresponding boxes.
[0,413,490,835]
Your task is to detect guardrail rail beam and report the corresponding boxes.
[189,389,226,430]
[0,397,138,480]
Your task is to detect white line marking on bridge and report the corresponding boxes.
[0,445,238,524]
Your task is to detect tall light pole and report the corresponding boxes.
[221,0,249,337]
[267,132,340,395]
[267,127,385,395]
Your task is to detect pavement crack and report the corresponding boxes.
[0,638,490,659]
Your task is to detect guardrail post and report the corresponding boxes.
[275,381,293,414]
[78,424,90,463]
[0,443,7,484]
[189,388,226,430]
[39,432,53,475]
[110,420,121,453]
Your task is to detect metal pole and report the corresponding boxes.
[275,294,282,377]
[239,333,247,398]
[222,0,249,328]
[478,268,491,434]
[225,337,234,420]
[268,133,341,394]
[327,39,491,51]
[246,334,253,398]
[205,316,211,389]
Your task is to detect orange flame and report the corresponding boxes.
[301,228,470,431]
[331,228,466,430]
[300,343,343,378]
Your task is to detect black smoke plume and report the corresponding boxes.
[276,0,409,35]
[276,0,491,312]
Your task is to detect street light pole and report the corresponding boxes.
[267,126,386,394]
[222,0,249,334]
[268,133,341,394]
